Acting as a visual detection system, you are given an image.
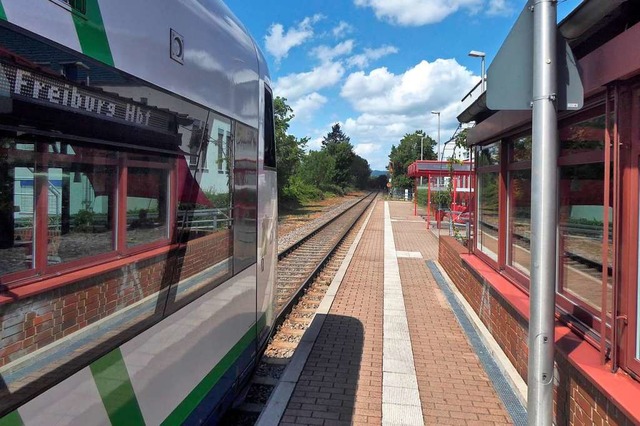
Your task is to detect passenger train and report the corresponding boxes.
[0,0,277,424]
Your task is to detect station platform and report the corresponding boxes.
[258,199,527,426]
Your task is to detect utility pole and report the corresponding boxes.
[420,136,424,186]
[528,1,558,425]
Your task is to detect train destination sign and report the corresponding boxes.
[0,62,174,132]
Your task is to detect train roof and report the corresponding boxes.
[0,0,269,127]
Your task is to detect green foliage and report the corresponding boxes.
[415,187,427,207]
[388,131,436,189]
[275,97,307,197]
[74,209,95,232]
[298,150,336,187]
[431,190,452,208]
[282,176,324,202]
[371,174,388,190]
[350,155,371,189]
[204,190,230,208]
[321,124,355,189]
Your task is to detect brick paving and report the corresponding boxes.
[279,200,514,425]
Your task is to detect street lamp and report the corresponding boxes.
[431,111,441,189]
[468,50,486,92]
[431,111,441,161]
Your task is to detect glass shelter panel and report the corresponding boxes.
[558,162,610,312]
[560,115,606,156]
[507,169,531,275]
[477,172,499,261]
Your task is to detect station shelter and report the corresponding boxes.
[438,1,640,424]
[406,160,473,228]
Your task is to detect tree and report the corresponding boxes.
[298,150,336,188]
[275,97,308,195]
[350,155,371,189]
[388,131,436,189]
[322,123,355,188]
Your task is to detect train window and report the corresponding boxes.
[264,87,276,169]
[53,0,86,13]
[46,143,117,265]
[126,167,169,247]
[0,139,36,279]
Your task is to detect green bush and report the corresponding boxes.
[319,183,345,196]
[282,176,324,203]
[431,191,452,209]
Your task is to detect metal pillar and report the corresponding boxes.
[528,1,558,425]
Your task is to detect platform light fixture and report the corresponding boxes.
[468,50,486,92]
[431,111,441,162]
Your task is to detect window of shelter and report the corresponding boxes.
[475,141,501,263]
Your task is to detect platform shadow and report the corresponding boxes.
[284,313,365,425]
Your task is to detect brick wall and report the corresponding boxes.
[438,236,634,426]
[0,230,232,367]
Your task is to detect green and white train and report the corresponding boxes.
[0,0,277,424]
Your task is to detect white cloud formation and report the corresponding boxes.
[265,14,324,61]
[487,0,512,16]
[353,0,483,26]
[341,59,474,115]
[274,61,345,100]
[354,143,378,156]
[311,40,355,63]
[347,45,398,69]
[332,21,354,38]
[336,59,476,169]
[291,93,328,122]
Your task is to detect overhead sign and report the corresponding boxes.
[0,61,175,131]
[486,0,584,111]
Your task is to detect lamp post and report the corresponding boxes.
[468,50,486,92]
[431,111,441,160]
[431,111,441,189]
[420,136,424,186]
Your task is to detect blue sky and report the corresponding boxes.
[225,0,582,171]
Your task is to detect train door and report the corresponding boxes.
[257,85,278,350]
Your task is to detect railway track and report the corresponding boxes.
[220,192,377,425]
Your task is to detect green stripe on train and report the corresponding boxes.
[161,315,266,426]
[72,0,114,66]
[90,349,145,426]
[0,1,6,21]
[0,411,23,426]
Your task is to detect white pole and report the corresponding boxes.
[528,1,558,424]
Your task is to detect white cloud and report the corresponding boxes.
[311,40,355,63]
[332,21,354,38]
[265,14,324,61]
[341,59,474,115]
[353,0,482,26]
[336,59,476,169]
[291,93,328,122]
[354,143,378,156]
[274,62,345,100]
[347,45,398,69]
[487,0,512,16]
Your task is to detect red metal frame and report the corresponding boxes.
[1,144,179,290]
[623,85,640,377]
[407,160,473,230]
